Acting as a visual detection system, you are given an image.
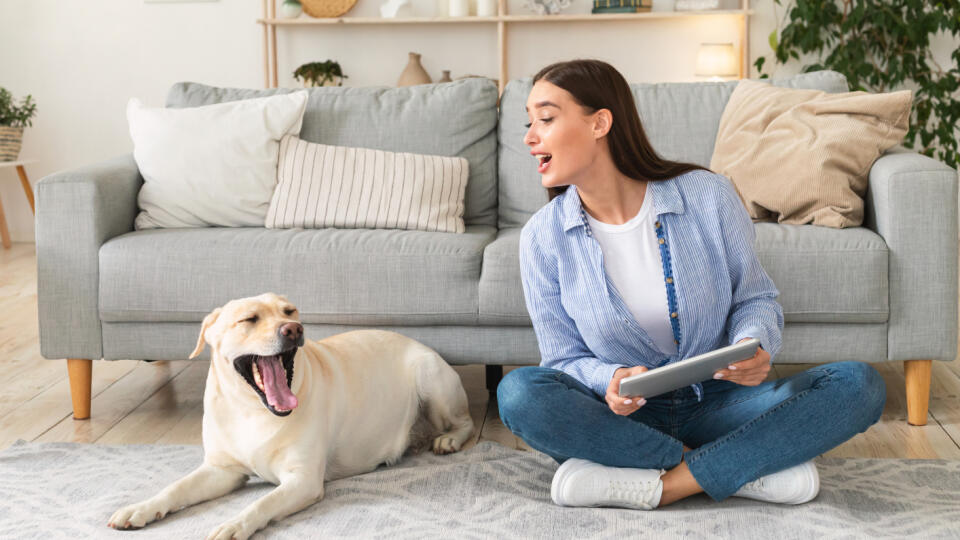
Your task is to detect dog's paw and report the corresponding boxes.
[207,518,254,540]
[432,434,461,455]
[108,501,167,530]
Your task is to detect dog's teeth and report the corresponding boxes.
[253,363,264,390]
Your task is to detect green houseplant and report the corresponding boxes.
[293,60,348,87]
[755,0,960,168]
[0,87,37,162]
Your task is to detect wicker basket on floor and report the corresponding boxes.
[0,127,23,162]
[301,0,358,17]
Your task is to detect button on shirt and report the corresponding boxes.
[518,170,785,401]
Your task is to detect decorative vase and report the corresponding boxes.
[397,52,432,86]
[524,0,570,15]
[380,0,414,17]
[0,126,23,162]
[438,70,452,82]
[280,0,303,18]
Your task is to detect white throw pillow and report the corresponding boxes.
[265,135,470,233]
[128,91,309,229]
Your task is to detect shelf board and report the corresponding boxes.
[257,9,752,25]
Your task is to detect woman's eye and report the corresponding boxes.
[524,118,553,128]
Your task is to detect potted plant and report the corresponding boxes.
[293,60,348,88]
[755,0,960,168]
[0,88,37,162]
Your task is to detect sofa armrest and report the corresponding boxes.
[864,147,958,362]
[36,154,143,360]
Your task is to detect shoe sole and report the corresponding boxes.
[790,461,820,505]
[551,458,581,506]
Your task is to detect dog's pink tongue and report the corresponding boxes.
[258,356,298,410]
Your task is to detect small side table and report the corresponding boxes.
[0,159,37,249]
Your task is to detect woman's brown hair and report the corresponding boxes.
[532,59,707,201]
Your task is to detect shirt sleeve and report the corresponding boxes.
[717,179,785,362]
[519,225,626,396]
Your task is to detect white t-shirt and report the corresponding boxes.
[585,192,678,356]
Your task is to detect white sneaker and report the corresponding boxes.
[551,458,666,510]
[732,461,820,504]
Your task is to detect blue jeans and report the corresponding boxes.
[497,361,886,501]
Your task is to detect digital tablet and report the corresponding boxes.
[618,338,760,399]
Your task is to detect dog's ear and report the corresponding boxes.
[189,307,222,359]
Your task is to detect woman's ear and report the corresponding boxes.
[189,307,222,359]
[592,109,613,139]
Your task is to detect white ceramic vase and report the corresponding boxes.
[280,0,303,18]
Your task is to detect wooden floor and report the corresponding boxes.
[3,242,960,460]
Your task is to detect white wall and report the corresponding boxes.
[0,0,956,242]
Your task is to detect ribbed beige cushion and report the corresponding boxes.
[710,79,911,228]
[266,135,469,233]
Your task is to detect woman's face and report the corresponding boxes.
[524,80,602,189]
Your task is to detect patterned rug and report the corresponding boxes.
[1,439,958,539]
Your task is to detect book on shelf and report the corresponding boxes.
[591,6,653,13]
[592,0,652,8]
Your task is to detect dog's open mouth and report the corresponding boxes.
[233,348,298,416]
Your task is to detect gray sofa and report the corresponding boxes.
[36,70,958,426]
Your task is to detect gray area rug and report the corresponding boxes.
[1,440,958,539]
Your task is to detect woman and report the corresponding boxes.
[497,59,887,510]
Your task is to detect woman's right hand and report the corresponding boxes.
[606,366,649,416]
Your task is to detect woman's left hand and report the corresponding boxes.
[712,338,771,386]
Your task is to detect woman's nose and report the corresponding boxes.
[523,126,537,146]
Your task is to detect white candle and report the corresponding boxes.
[477,0,496,16]
[449,0,469,17]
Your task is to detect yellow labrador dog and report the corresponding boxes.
[108,293,474,539]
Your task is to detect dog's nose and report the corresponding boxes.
[279,322,303,342]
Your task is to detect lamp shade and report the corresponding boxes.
[695,43,737,77]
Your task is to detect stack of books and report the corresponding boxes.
[591,0,652,13]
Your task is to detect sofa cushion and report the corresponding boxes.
[166,78,499,228]
[478,228,525,325]
[711,79,911,228]
[99,226,496,325]
[497,70,851,228]
[477,223,888,325]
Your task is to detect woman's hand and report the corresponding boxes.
[712,338,771,386]
[606,366,649,416]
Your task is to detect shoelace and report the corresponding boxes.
[605,479,660,506]
[739,476,766,493]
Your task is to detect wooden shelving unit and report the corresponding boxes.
[258,0,752,94]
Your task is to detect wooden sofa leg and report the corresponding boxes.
[66,359,92,420]
[904,359,932,426]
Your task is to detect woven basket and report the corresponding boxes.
[301,0,358,17]
[0,126,23,162]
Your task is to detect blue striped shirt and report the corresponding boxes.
[518,170,784,401]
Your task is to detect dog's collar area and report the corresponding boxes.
[233,348,298,417]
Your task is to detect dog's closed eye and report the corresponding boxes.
[283,308,297,316]
[240,315,259,324]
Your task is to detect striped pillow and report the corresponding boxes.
[265,135,469,233]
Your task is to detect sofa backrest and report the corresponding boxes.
[497,70,850,229]
[166,78,500,228]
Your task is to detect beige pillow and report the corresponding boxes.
[266,135,469,233]
[710,79,911,228]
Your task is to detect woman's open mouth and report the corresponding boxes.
[535,153,552,174]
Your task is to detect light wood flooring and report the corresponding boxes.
[2,242,960,459]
